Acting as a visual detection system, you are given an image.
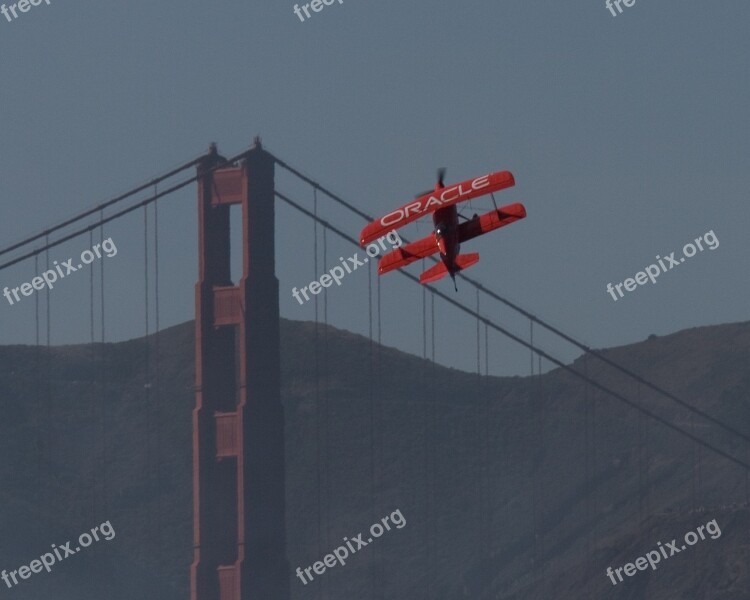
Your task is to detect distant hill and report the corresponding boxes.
[0,318,748,599]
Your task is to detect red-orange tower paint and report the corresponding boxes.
[191,139,289,600]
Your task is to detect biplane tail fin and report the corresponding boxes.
[419,253,480,285]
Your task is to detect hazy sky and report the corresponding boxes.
[1,0,748,375]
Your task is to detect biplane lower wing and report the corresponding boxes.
[458,203,527,243]
[378,235,439,275]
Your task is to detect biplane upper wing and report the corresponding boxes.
[360,170,515,246]
[378,234,439,275]
[458,202,527,243]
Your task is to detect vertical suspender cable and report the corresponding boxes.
[322,227,330,597]
[643,381,650,519]
[376,270,384,598]
[529,321,537,584]
[530,321,534,376]
[100,210,107,515]
[689,424,697,570]
[89,231,96,520]
[35,253,40,348]
[746,432,749,508]
[376,255,383,595]
[422,285,427,360]
[590,355,597,568]
[368,257,376,597]
[535,353,544,583]
[697,417,703,509]
[312,190,324,599]
[45,235,50,347]
[144,205,150,379]
[476,290,485,561]
[482,323,494,558]
[690,414,697,511]
[430,292,436,598]
[584,352,591,596]
[484,323,490,376]
[377,265,381,346]
[44,236,51,519]
[89,231,95,345]
[153,191,162,573]
[422,282,430,586]
[143,206,153,539]
[476,291,481,376]
[635,381,644,533]
[34,253,42,538]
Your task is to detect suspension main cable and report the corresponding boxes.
[0,154,206,260]
[275,189,750,472]
[0,147,255,272]
[269,162,750,445]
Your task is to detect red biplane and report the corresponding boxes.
[359,168,526,290]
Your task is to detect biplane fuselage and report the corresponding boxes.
[432,205,461,277]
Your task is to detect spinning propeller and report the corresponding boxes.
[414,167,447,199]
[413,168,479,221]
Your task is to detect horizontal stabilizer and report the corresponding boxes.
[419,253,480,285]
[455,252,480,270]
[419,261,450,284]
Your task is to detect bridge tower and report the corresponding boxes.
[191,139,289,600]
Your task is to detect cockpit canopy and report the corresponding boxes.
[435,221,448,240]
